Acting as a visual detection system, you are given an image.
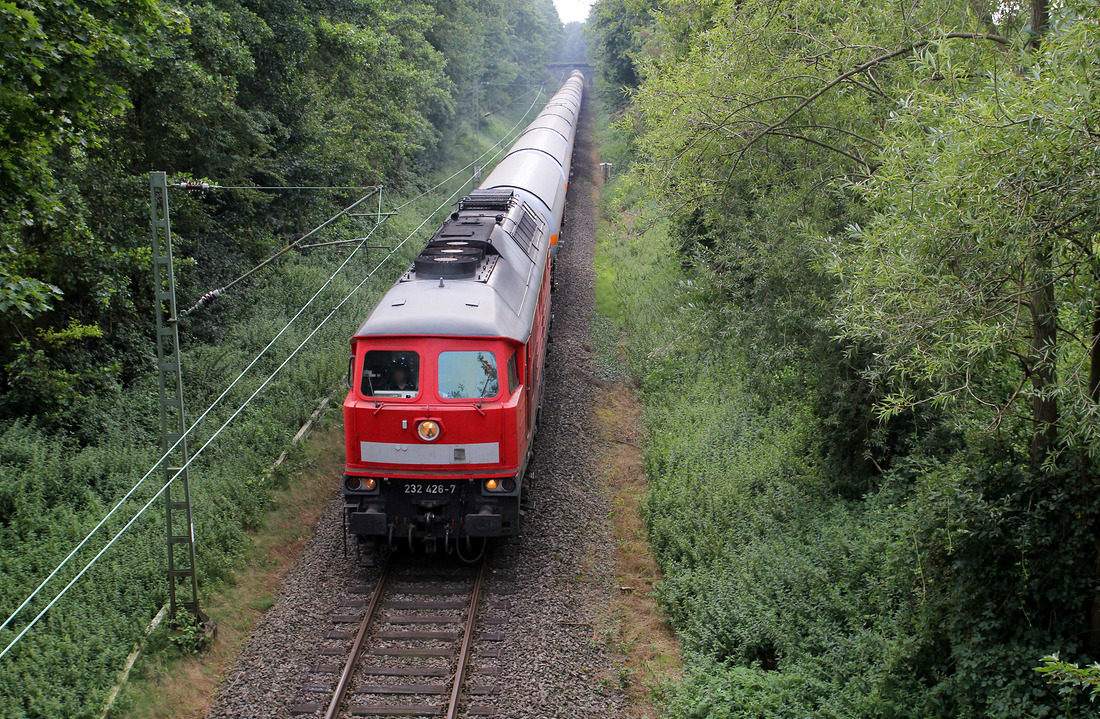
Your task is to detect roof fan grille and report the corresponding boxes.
[459,189,515,212]
[414,253,478,279]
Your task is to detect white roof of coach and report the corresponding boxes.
[352,72,585,344]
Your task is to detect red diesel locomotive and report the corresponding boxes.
[342,72,583,555]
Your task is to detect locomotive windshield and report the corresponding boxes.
[362,350,420,399]
[438,351,499,400]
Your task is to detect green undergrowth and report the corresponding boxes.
[594,139,1095,717]
[0,106,536,719]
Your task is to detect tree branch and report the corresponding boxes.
[786,123,884,148]
[765,130,873,170]
[724,31,1011,186]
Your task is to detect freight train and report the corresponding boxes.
[341,72,583,557]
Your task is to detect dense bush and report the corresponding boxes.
[590,0,1100,713]
[596,194,1100,716]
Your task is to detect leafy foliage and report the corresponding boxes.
[555,21,588,65]
[0,0,563,419]
[591,0,1100,716]
[1036,655,1100,705]
[0,0,167,207]
[832,11,1100,463]
[585,0,655,109]
[598,180,1100,717]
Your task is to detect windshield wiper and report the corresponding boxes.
[365,371,380,408]
[476,374,495,410]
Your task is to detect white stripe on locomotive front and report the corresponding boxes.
[360,441,501,465]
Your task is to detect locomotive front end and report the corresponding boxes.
[343,333,529,551]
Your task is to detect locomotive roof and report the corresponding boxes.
[353,201,550,343]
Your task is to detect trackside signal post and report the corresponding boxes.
[149,171,205,624]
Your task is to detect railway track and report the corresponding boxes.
[290,552,503,718]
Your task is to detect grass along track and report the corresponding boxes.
[117,415,346,719]
[596,383,682,718]
[587,160,683,715]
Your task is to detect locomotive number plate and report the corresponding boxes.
[403,483,457,495]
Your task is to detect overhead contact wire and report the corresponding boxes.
[181,188,380,316]
[393,85,545,212]
[0,97,530,651]
[0,175,479,660]
[185,86,542,316]
[192,185,381,191]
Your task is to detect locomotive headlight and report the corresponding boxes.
[417,420,440,442]
[363,477,377,491]
[345,476,362,491]
[485,478,499,491]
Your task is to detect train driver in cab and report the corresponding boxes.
[386,361,416,393]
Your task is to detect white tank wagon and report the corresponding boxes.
[480,69,584,257]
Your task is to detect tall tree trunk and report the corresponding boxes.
[1029,243,1058,468]
[1030,0,1049,47]
[1089,297,1100,649]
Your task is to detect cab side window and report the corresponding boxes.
[507,353,519,394]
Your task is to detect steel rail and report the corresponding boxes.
[324,555,394,719]
[446,556,488,719]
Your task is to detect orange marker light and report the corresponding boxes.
[363,477,377,490]
[485,478,499,491]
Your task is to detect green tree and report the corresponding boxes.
[586,0,655,109]
[0,0,562,424]
[590,0,1100,714]
[555,21,588,64]
[0,0,171,335]
[0,0,169,209]
[627,0,1015,480]
[832,6,1100,466]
